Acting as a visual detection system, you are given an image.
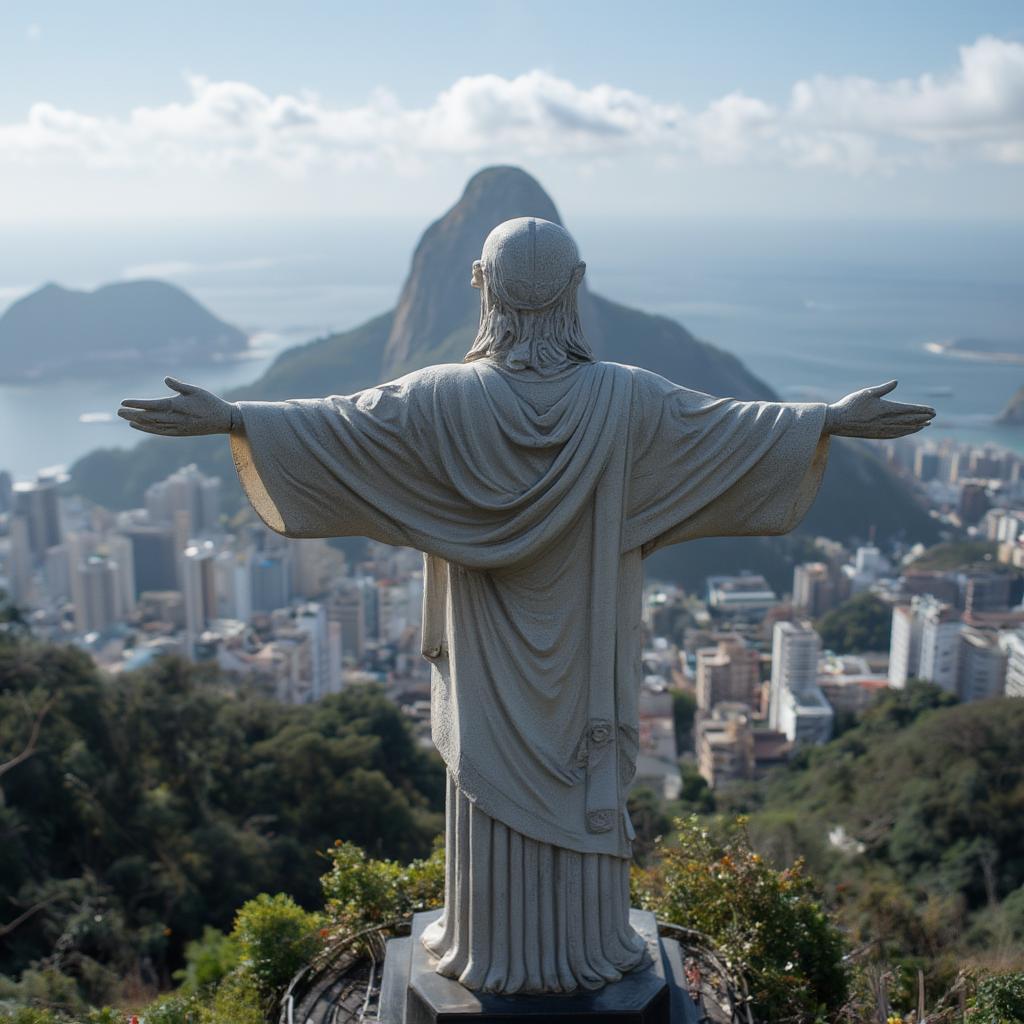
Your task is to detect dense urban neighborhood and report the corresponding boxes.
[4,428,1024,812]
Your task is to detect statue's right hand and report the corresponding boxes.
[118,377,236,436]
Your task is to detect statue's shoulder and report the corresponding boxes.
[385,362,477,392]
[597,361,674,394]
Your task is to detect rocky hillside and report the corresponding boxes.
[70,166,940,585]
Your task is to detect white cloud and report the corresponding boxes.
[120,256,280,279]
[0,37,1021,176]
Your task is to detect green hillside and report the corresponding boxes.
[0,631,442,1006]
[741,685,1024,988]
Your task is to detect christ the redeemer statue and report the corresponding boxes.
[120,218,933,996]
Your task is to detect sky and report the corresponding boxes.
[1,0,1023,226]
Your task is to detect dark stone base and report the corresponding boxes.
[377,908,698,1023]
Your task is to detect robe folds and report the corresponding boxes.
[230,358,830,992]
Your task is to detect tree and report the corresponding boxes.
[816,592,892,653]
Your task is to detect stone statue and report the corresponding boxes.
[119,218,934,997]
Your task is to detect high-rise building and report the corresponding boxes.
[769,622,820,726]
[13,477,62,559]
[958,628,1007,702]
[144,464,221,534]
[918,597,962,693]
[958,482,991,527]
[769,621,832,745]
[44,544,72,603]
[291,539,346,599]
[294,602,343,700]
[7,515,35,606]
[251,552,291,613]
[960,572,1012,615]
[182,541,217,655]
[695,637,761,712]
[105,534,137,616]
[73,554,124,634]
[913,448,940,482]
[888,604,921,687]
[120,524,178,594]
[1000,630,1024,698]
[792,562,841,618]
[889,595,962,690]
[329,581,367,660]
[214,549,252,622]
[0,470,13,513]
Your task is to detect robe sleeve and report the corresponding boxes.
[228,377,439,547]
[623,370,830,557]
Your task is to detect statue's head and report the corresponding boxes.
[465,217,593,373]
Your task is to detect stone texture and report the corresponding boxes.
[377,909,699,1024]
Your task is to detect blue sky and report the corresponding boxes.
[2,0,1022,224]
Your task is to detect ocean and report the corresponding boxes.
[1,217,1022,483]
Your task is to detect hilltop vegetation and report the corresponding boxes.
[742,684,1024,996]
[0,629,442,1010]
[2,616,1024,1021]
[816,592,893,653]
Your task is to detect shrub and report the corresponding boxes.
[196,971,263,1024]
[970,971,1024,1024]
[141,991,203,1024]
[635,816,848,1023]
[320,840,444,935]
[173,927,240,994]
[231,893,323,1001]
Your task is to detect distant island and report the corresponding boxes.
[997,384,1024,425]
[925,337,1024,364]
[0,279,248,381]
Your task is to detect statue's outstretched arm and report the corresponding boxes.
[118,378,237,436]
[823,380,935,439]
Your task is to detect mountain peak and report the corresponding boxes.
[382,166,562,377]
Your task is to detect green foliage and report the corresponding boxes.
[0,634,442,1008]
[231,893,323,1000]
[626,788,672,865]
[676,762,715,813]
[173,927,239,994]
[816,592,892,653]
[320,841,444,935]
[907,540,998,572]
[0,1010,68,1024]
[636,816,848,1022]
[970,971,1024,1024]
[195,970,263,1024]
[749,685,1024,996]
[671,690,697,754]
[139,990,203,1024]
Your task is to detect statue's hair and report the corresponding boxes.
[464,263,594,373]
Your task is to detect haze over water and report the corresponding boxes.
[1,218,1021,482]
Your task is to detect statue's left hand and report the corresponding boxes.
[826,380,935,439]
[118,377,236,436]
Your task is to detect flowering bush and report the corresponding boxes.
[634,816,849,1023]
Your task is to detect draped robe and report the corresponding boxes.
[229,358,830,993]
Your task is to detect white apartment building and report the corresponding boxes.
[769,621,832,744]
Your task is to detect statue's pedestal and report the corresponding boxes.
[377,909,698,1023]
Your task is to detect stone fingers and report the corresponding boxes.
[127,420,188,436]
[121,397,174,411]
